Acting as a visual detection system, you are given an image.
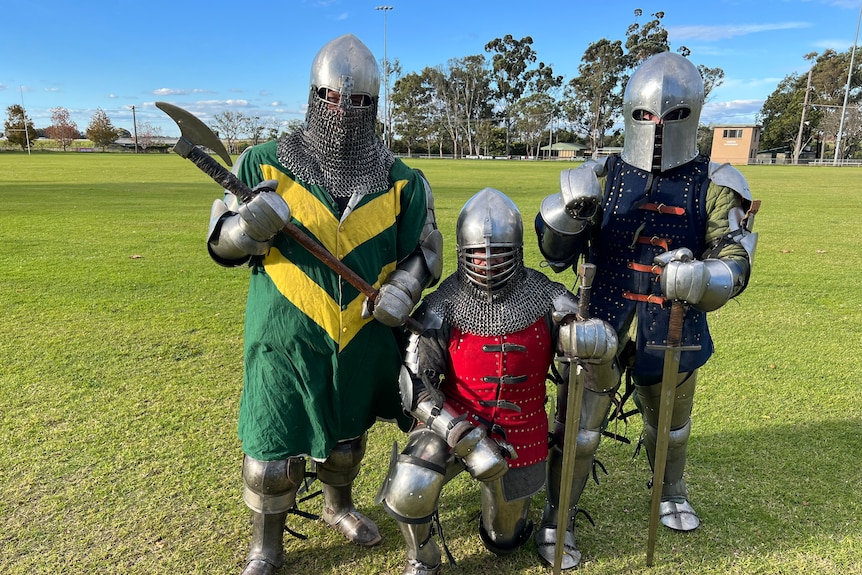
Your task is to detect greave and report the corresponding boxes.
[478,479,533,555]
[399,520,441,569]
[635,371,696,501]
[641,419,691,500]
[242,511,287,574]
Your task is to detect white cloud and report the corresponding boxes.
[669,22,811,41]
[702,99,764,124]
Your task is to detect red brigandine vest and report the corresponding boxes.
[443,317,554,468]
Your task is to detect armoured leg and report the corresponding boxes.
[316,433,382,546]
[379,428,449,574]
[636,370,700,531]
[535,385,615,570]
[478,478,533,555]
[240,455,306,575]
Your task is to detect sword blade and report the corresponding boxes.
[553,361,585,574]
[645,300,697,566]
[645,345,682,566]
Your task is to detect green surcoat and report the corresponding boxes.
[233,140,425,461]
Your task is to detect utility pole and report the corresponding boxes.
[376,5,393,149]
[793,67,813,165]
[19,86,31,156]
[131,105,139,153]
[834,1,862,165]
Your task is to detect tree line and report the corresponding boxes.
[4,9,861,159]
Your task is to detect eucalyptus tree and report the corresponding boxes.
[758,48,862,156]
[511,92,558,157]
[485,34,562,156]
[562,38,627,153]
[391,71,434,156]
[447,54,494,156]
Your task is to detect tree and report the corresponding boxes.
[86,108,119,151]
[625,9,672,67]
[211,111,248,155]
[391,71,434,156]
[511,92,556,158]
[445,55,494,156]
[136,121,162,151]
[4,104,37,151]
[485,35,561,156]
[46,107,79,151]
[758,48,862,155]
[562,38,627,153]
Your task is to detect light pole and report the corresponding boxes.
[131,105,139,153]
[376,5,393,149]
[834,0,862,165]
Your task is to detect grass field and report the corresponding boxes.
[1,153,861,574]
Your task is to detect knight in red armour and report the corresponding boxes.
[376,188,618,575]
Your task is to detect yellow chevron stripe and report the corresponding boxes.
[259,165,407,260]
[263,248,372,351]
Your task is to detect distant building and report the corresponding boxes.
[539,142,587,159]
[710,124,761,165]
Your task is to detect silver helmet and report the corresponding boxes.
[456,188,523,299]
[309,33,380,107]
[277,33,393,197]
[621,52,704,173]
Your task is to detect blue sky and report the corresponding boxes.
[3,0,861,138]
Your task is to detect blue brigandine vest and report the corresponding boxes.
[588,155,714,376]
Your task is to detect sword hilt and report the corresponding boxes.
[667,300,685,347]
[576,263,596,321]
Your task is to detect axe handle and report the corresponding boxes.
[175,138,254,199]
[280,221,425,334]
[174,141,423,334]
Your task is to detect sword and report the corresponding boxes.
[155,101,423,334]
[553,262,596,574]
[644,253,701,566]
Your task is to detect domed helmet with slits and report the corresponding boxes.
[456,188,524,299]
[621,51,704,173]
[309,33,380,109]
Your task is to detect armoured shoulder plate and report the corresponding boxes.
[708,161,752,202]
[582,156,609,177]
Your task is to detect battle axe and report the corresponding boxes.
[155,101,422,334]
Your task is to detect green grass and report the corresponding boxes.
[1,153,861,574]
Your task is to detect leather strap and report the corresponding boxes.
[639,202,686,216]
[622,291,667,306]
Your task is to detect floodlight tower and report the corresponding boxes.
[376,5,393,149]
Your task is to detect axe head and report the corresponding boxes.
[156,101,232,166]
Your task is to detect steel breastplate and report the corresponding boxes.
[443,318,553,468]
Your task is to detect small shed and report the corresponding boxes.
[540,142,587,159]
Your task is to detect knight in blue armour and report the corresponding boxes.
[533,51,759,568]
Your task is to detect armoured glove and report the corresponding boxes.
[361,269,423,327]
[559,317,618,364]
[218,180,291,256]
[452,426,509,482]
[658,248,710,305]
[559,166,602,220]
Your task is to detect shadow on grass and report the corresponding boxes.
[268,417,860,574]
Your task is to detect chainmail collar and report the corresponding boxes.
[276,94,395,197]
[424,268,568,336]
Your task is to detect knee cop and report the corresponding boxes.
[242,455,306,514]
